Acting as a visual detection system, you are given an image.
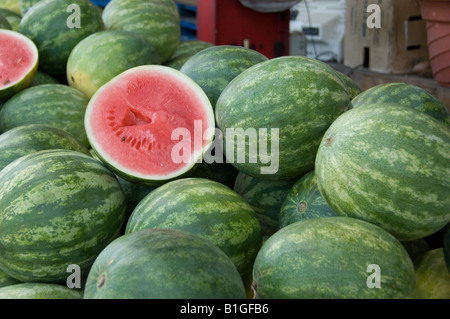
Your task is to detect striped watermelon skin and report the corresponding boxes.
[84,228,247,299]
[233,171,295,236]
[335,71,361,99]
[0,12,11,29]
[165,40,213,70]
[180,45,269,109]
[125,178,262,278]
[315,103,450,241]
[279,170,336,229]
[67,30,162,99]
[18,0,105,75]
[0,283,83,299]
[0,8,20,30]
[30,71,59,87]
[0,84,90,147]
[102,0,180,63]
[0,149,127,283]
[252,217,416,299]
[0,269,20,288]
[0,124,90,171]
[215,56,351,181]
[351,83,450,126]
[414,248,450,299]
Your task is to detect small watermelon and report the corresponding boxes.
[0,12,11,29]
[215,56,351,181]
[84,228,247,299]
[315,103,450,241]
[125,177,262,279]
[67,30,162,99]
[0,283,83,299]
[0,29,38,100]
[0,84,90,147]
[279,170,336,229]
[0,124,90,171]
[0,8,21,30]
[165,40,214,70]
[180,45,269,109]
[0,149,127,283]
[234,171,295,236]
[18,0,105,75]
[351,83,450,126]
[102,0,180,63]
[252,217,416,299]
[414,248,450,299]
[84,65,215,186]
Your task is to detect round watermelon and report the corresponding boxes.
[233,171,295,236]
[67,30,162,99]
[18,0,105,75]
[252,217,416,299]
[279,170,336,229]
[0,12,11,29]
[180,45,269,109]
[0,84,90,147]
[125,177,262,279]
[215,56,351,181]
[84,228,247,299]
[0,29,38,100]
[0,8,20,30]
[315,103,450,241]
[0,124,90,171]
[414,248,450,299]
[0,283,83,299]
[29,71,59,87]
[165,40,214,70]
[0,149,127,283]
[84,65,215,186]
[101,0,180,63]
[351,83,450,126]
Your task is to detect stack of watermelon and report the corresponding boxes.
[1,0,450,300]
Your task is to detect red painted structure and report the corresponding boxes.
[196,0,290,59]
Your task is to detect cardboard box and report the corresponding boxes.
[344,0,429,74]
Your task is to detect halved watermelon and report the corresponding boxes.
[0,29,38,100]
[85,65,215,186]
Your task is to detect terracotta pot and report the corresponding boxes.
[419,0,450,87]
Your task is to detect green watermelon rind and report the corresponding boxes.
[0,282,83,299]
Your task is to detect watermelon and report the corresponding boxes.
[0,269,20,288]
[18,0,105,75]
[84,228,247,299]
[215,56,351,181]
[252,217,416,299]
[414,248,450,299]
[0,29,38,100]
[444,223,450,274]
[67,30,162,99]
[0,84,90,147]
[84,65,215,186]
[0,0,20,14]
[351,83,450,126]
[0,8,20,30]
[180,45,269,109]
[19,0,40,15]
[125,177,262,279]
[315,103,450,241]
[335,70,361,99]
[29,70,59,87]
[0,124,90,171]
[279,170,336,229]
[102,0,181,63]
[0,12,10,29]
[0,283,83,299]
[165,40,214,70]
[233,171,295,236]
[0,149,126,283]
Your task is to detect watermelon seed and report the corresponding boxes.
[3,79,10,85]
[122,136,126,142]
[97,273,106,289]
[297,201,307,213]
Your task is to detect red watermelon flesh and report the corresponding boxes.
[0,30,38,93]
[85,65,215,184]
